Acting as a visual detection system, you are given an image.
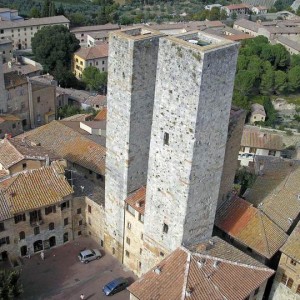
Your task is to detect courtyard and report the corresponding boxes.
[19,237,136,300]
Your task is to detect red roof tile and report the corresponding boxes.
[125,186,146,215]
[128,237,274,300]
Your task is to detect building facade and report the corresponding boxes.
[142,32,239,272]
[0,15,69,50]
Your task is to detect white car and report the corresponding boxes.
[78,249,101,263]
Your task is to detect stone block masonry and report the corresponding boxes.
[142,32,239,272]
[104,28,164,261]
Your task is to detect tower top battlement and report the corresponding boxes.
[167,31,238,52]
[109,26,164,41]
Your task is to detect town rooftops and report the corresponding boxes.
[280,221,300,263]
[224,3,251,10]
[19,120,106,175]
[94,107,107,121]
[0,165,73,216]
[251,103,266,116]
[128,236,274,300]
[234,19,263,32]
[3,62,41,76]
[215,196,288,259]
[241,128,283,150]
[0,15,69,30]
[125,186,146,215]
[84,94,107,107]
[0,138,60,169]
[70,23,120,34]
[277,36,300,51]
[245,157,300,233]
[4,71,27,89]
[74,43,109,60]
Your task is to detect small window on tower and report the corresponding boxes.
[163,223,169,234]
[163,132,169,145]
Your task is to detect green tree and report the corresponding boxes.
[0,269,23,299]
[57,4,65,16]
[237,55,249,72]
[208,7,220,21]
[82,66,107,91]
[260,62,274,95]
[272,44,290,69]
[97,7,109,25]
[69,12,86,27]
[263,97,277,127]
[231,11,237,20]
[288,66,300,92]
[290,54,300,68]
[49,1,56,16]
[234,70,256,96]
[220,9,227,20]
[32,25,80,73]
[274,70,288,94]
[42,0,51,17]
[29,7,41,18]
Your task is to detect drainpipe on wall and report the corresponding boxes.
[27,77,35,129]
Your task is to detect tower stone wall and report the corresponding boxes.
[142,32,239,272]
[104,28,164,261]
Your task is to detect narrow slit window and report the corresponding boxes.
[164,132,169,145]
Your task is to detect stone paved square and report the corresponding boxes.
[19,237,136,300]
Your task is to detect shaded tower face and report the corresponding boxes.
[142,32,239,271]
[104,27,164,261]
[0,56,7,113]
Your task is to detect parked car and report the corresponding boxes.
[78,249,101,263]
[102,277,129,296]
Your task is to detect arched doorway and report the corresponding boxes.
[63,232,68,243]
[20,245,27,256]
[33,240,43,252]
[49,236,56,248]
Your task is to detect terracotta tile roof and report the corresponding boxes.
[70,23,120,33]
[75,44,108,60]
[0,138,60,169]
[4,72,27,89]
[94,107,107,121]
[241,128,283,150]
[234,19,263,33]
[0,190,12,221]
[251,103,266,116]
[125,186,146,215]
[84,94,107,106]
[224,3,251,10]
[128,237,274,300]
[0,15,69,30]
[19,120,106,175]
[215,196,288,259]
[225,34,253,41]
[62,114,93,121]
[0,166,73,214]
[246,157,300,232]
[0,115,21,123]
[280,221,300,263]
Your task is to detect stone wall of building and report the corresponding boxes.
[104,28,163,261]
[123,208,144,276]
[142,33,239,272]
[218,107,246,208]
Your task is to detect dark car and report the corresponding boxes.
[102,277,128,296]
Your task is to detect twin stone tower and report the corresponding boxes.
[104,27,239,274]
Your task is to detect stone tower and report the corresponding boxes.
[142,32,239,271]
[104,27,164,261]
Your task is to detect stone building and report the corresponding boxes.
[270,222,300,300]
[0,15,69,50]
[0,39,12,63]
[0,164,73,261]
[104,27,164,261]
[123,186,146,276]
[73,44,108,79]
[128,236,274,300]
[0,137,59,176]
[0,115,22,138]
[142,31,239,271]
